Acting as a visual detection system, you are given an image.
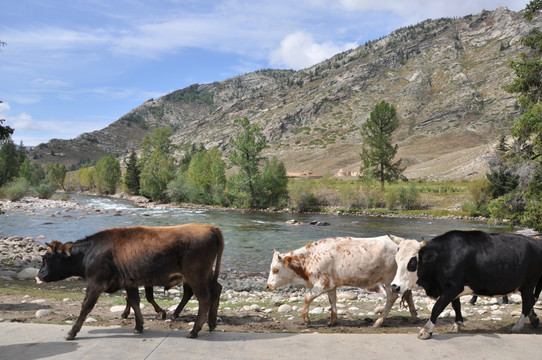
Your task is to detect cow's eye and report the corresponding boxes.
[273,268,279,274]
[407,257,418,272]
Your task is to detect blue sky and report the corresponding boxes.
[1,0,527,146]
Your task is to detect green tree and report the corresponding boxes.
[258,156,288,207]
[94,154,121,194]
[138,127,176,201]
[0,138,20,186]
[185,147,226,193]
[175,147,227,205]
[76,167,95,191]
[124,151,140,195]
[360,101,405,191]
[228,118,266,208]
[19,159,45,186]
[489,1,542,231]
[45,162,67,191]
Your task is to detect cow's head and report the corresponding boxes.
[36,241,74,284]
[266,250,307,290]
[390,238,429,294]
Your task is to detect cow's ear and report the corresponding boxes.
[421,249,438,263]
[45,242,53,251]
[283,256,292,268]
[62,243,73,257]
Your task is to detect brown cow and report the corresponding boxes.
[36,223,224,340]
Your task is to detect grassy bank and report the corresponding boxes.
[287,178,471,217]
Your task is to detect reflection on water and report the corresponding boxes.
[0,194,509,273]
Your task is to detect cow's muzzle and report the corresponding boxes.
[266,284,276,290]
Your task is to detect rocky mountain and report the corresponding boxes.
[30,7,541,180]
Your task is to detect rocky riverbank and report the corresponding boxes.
[2,235,542,337]
[2,195,541,335]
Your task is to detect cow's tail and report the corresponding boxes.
[212,226,225,284]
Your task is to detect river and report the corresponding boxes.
[0,194,509,273]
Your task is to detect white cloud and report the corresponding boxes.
[270,31,357,70]
[0,102,42,132]
[339,0,526,25]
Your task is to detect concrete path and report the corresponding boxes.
[1,322,541,359]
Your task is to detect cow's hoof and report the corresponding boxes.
[65,332,76,341]
[417,329,432,340]
[372,318,384,328]
[134,328,143,335]
[511,325,523,333]
[529,317,539,328]
[171,313,179,321]
[121,313,129,319]
[159,310,167,320]
[188,332,198,339]
[450,322,463,333]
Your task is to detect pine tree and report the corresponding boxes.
[124,151,140,195]
[360,101,405,190]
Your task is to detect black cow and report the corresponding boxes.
[36,223,224,340]
[390,231,542,339]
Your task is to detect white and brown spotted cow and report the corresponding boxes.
[266,235,417,327]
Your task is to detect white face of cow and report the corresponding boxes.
[391,239,425,294]
[266,250,300,290]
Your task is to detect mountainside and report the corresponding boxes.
[30,7,542,180]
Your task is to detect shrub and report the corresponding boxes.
[34,181,56,199]
[398,184,421,210]
[385,188,400,210]
[2,178,30,201]
[468,178,493,208]
[288,180,317,212]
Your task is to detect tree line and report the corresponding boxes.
[3,0,541,230]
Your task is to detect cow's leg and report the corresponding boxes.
[529,307,539,328]
[449,298,464,332]
[66,287,102,340]
[302,283,327,324]
[402,290,418,322]
[121,298,131,319]
[418,289,458,340]
[125,287,144,334]
[189,283,212,338]
[143,286,166,320]
[513,285,537,332]
[327,289,337,325]
[374,284,399,328]
[172,283,194,320]
[208,281,222,331]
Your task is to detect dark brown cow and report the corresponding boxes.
[36,223,224,340]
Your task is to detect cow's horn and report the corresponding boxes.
[388,234,402,245]
[420,240,427,247]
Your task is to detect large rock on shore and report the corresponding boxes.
[0,237,47,280]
